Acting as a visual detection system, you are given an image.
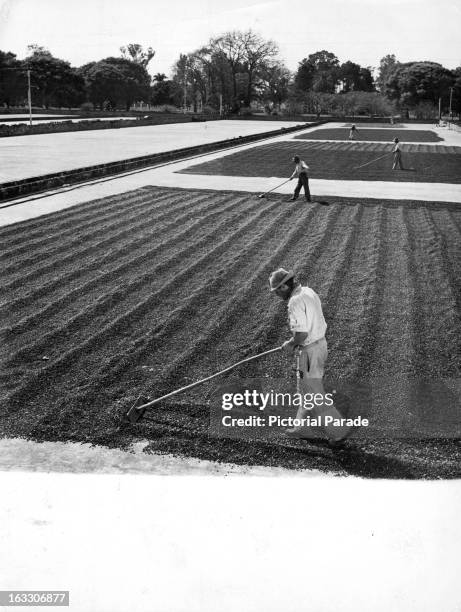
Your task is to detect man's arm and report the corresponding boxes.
[282,331,308,352]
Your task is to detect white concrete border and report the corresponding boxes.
[0,438,325,477]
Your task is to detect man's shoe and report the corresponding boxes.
[287,197,298,201]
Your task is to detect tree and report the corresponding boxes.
[80,57,151,110]
[376,54,399,93]
[197,46,234,110]
[337,61,374,93]
[294,58,315,91]
[151,78,179,106]
[310,51,340,93]
[24,45,85,108]
[150,73,176,105]
[258,61,291,111]
[172,53,191,110]
[209,31,246,109]
[334,91,392,116]
[0,50,25,107]
[294,51,340,94]
[451,67,461,115]
[338,61,362,92]
[239,30,279,105]
[358,67,374,92]
[79,61,122,109]
[384,61,455,109]
[202,30,278,109]
[120,44,155,68]
[172,30,283,112]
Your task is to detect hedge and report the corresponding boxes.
[0,114,214,137]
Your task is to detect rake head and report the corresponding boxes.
[122,395,150,424]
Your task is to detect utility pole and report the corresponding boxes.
[449,86,454,126]
[438,97,442,122]
[27,69,32,126]
[183,77,187,114]
[183,61,187,114]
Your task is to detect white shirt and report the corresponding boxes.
[287,285,327,345]
[393,142,401,153]
[290,160,309,178]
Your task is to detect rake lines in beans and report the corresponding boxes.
[4,193,262,366]
[0,186,163,247]
[1,192,242,322]
[320,206,384,378]
[209,204,361,380]
[405,207,460,375]
[351,206,387,378]
[5,197,291,404]
[48,201,313,405]
[230,205,369,383]
[138,206,341,397]
[429,209,461,294]
[360,206,417,376]
[0,189,182,264]
[0,190,210,283]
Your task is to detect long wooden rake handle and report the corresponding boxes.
[124,346,283,423]
[353,152,392,170]
[258,178,291,197]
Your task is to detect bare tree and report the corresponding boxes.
[120,44,155,68]
[259,61,291,111]
[209,31,246,108]
[240,30,279,105]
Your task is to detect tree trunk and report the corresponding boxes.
[232,70,237,102]
[246,69,253,106]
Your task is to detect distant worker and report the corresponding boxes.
[392,137,404,170]
[288,155,311,202]
[349,124,359,140]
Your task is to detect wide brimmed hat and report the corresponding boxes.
[269,268,295,291]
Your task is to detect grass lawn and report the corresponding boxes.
[1,186,460,478]
[295,128,443,142]
[180,141,461,183]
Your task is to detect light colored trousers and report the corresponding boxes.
[298,338,327,377]
[296,338,351,442]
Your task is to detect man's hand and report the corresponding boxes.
[281,339,294,353]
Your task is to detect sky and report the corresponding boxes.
[0,0,460,78]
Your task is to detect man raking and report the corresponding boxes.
[269,268,351,445]
[288,155,312,203]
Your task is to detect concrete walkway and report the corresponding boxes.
[2,142,460,226]
[1,120,459,227]
[0,119,305,183]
